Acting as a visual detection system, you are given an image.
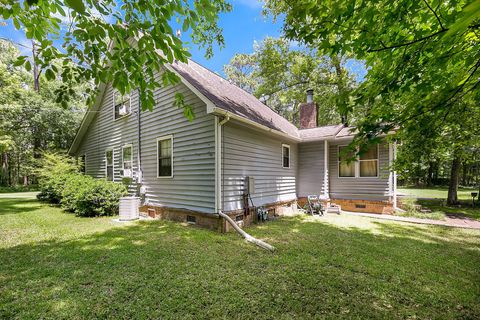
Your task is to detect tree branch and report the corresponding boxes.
[422,0,446,31]
[367,29,447,52]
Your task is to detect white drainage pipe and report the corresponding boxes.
[218,211,275,252]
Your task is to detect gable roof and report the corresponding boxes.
[69,58,358,154]
[170,59,300,138]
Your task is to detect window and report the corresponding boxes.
[338,145,379,178]
[282,144,290,168]
[79,155,86,174]
[338,146,355,177]
[105,149,114,181]
[157,136,173,178]
[359,145,378,177]
[122,145,132,176]
[113,91,131,119]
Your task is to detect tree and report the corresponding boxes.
[0,0,231,113]
[224,37,359,125]
[265,0,480,202]
[0,40,85,186]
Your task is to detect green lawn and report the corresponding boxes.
[1,193,480,319]
[397,187,480,221]
[398,186,477,200]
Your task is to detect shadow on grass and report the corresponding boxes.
[0,198,44,215]
[1,215,479,319]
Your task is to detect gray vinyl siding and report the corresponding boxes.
[297,141,325,197]
[329,141,390,200]
[222,122,297,211]
[75,73,215,213]
[77,84,140,192]
[140,78,215,213]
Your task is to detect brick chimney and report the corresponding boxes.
[299,89,318,129]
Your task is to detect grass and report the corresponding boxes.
[1,193,480,319]
[397,186,480,221]
[398,186,477,200]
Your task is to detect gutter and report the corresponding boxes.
[209,107,301,142]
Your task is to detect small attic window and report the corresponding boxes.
[114,91,131,119]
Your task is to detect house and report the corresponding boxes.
[69,58,397,231]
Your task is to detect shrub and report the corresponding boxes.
[61,176,128,217]
[37,153,81,203]
[37,152,128,217]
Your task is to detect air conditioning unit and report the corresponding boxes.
[118,103,129,116]
[119,196,140,221]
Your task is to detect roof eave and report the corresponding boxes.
[209,107,301,142]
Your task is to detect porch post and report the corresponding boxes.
[323,140,329,198]
[388,142,398,208]
[393,142,397,208]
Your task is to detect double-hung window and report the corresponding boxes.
[359,145,378,177]
[122,145,132,177]
[282,144,290,168]
[113,91,131,119]
[338,146,355,177]
[338,145,379,178]
[157,136,173,178]
[105,149,114,181]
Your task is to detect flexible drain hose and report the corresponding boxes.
[218,211,275,252]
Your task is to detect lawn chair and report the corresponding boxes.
[305,195,324,216]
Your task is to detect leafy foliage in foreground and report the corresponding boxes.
[265,0,480,203]
[0,194,479,318]
[37,153,127,216]
[0,0,231,112]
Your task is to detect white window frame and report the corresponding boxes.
[337,145,356,178]
[282,144,291,169]
[105,148,114,181]
[113,91,131,121]
[337,144,380,178]
[121,144,133,176]
[359,144,379,178]
[157,135,174,178]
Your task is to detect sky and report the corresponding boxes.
[0,0,366,80]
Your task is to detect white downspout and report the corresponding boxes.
[215,115,230,213]
[215,115,274,251]
[323,140,329,199]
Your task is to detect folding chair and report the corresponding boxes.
[305,195,324,216]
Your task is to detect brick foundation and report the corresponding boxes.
[140,199,298,233]
[298,197,393,214]
[139,205,222,231]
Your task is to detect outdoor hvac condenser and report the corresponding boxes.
[119,197,140,221]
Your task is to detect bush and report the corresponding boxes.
[61,175,127,217]
[37,152,128,217]
[37,153,81,203]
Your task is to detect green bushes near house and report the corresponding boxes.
[37,153,128,217]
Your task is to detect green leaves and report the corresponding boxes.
[173,92,194,121]
[0,0,230,114]
[65,0,86,14]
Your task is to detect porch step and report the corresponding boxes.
[326,204,341,214]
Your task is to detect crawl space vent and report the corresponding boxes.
[186,215,196,224]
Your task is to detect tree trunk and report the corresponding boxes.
[447,156,461,205]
